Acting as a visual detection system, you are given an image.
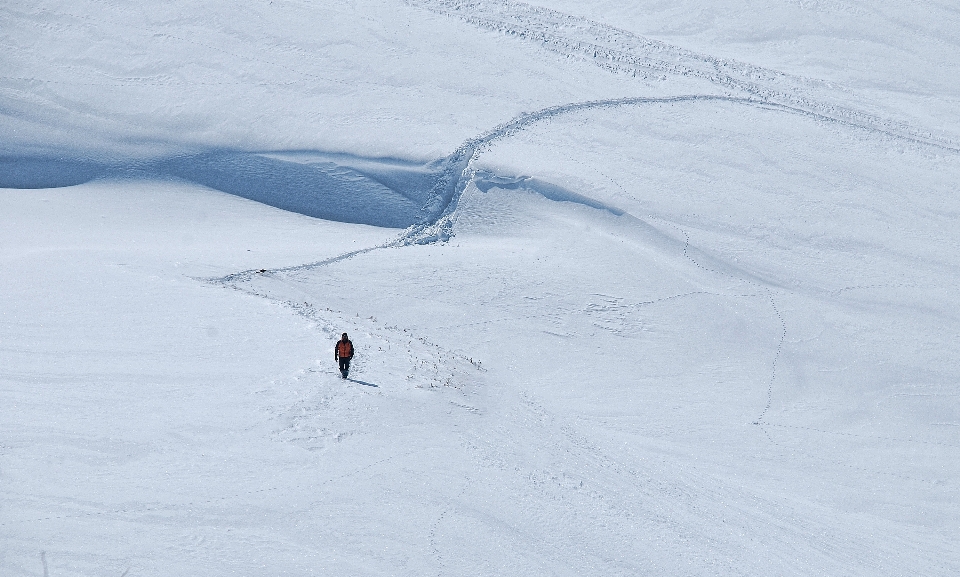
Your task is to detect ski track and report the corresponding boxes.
[404,0,958,150]
[428,482,469,577]
[205,283,485,397]
[640,215,787,430]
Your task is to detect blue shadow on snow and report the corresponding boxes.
[0,157,108,189]
[1,152,621,228]
[158,151,428,228]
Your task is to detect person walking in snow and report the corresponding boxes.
[335,332,354,379]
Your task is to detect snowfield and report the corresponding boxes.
[3,1,960,576]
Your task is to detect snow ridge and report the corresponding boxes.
[402,91,958,248]
[211,88,959,282]
[207,95,772,281]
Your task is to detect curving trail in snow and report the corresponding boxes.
[405,0,959,149]
[402,91,960,248]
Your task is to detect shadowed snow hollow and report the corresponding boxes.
[1,151,440,228]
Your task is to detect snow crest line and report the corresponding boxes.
[411,95,758,244]
[406,0,958,151]
[209,91,955,286]
[208,95,761,282]
[401,92,912,247]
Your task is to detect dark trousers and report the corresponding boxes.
[338,357,351,377]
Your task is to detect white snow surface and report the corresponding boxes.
[3,1,960,575]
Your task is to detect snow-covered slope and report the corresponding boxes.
[3,1,960,576]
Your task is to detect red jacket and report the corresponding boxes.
[336,339,354,359]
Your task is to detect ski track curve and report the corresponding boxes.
[404,0,959,151]
[404,92,960,248]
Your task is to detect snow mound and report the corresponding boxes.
[472,170,624,216]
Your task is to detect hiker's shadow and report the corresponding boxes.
[348,378,378,388]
